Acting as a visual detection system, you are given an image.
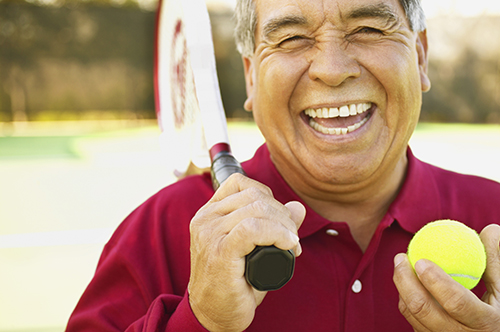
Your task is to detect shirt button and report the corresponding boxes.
[352,280,362,293]
[326,229,339,236]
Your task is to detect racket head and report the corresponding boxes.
[155,0,211,176]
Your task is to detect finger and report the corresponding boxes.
[284,201,306,229]
[414,258,496,329]
[196,175,285,223]
[219,201,305,259]
[397,296,432,332]
[223,215,300,259]
[192,185,290,238]
[191,202,294,261]
[213,194,297,234]
[480,224,500,301]
[393,254,453,330]
[284,201,306,256]
[210,173,273,203]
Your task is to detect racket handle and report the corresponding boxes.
[210,151,295,291]
[210,150,246,190]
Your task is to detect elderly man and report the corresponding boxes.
[67,0,500,331]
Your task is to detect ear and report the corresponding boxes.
[416,30,431,92]
[242,56,255,112]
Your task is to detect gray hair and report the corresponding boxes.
[234,0,427,57]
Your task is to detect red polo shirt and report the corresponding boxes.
[67,144,500,332]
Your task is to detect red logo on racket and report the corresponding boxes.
[171,20,188,128]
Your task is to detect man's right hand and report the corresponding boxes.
[188,173,305,332]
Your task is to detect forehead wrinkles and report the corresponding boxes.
[256,0,326,40]
[257,0,404,41]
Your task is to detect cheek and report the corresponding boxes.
[251,57,309,152]
[252,55,309,134]
[391,57,423,123]
[257,55,309,105]
[385,59,422,143]
[363,46,422,117]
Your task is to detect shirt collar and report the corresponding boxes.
[386,147,443,234]
[243,144,440,237]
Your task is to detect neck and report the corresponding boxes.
[283,154,408,252]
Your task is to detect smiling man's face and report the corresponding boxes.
[243,0,430,194]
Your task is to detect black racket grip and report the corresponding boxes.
[211,151,295,291]
[211,151,246,190]
[245,246,295,291]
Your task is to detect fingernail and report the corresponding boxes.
[394,253,405,267]
[289,231,299,244]
[415,259,429,275]
[294,241,302,257]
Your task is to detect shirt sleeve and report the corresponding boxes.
[66,177,214,332]
[129,293,208,332]
[118,293,208,332]
[67,286,208,332]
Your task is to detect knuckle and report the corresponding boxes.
[189,215,201,233]
[190,207,210,230]
[225,172,245,184]
[245,186,265,200]
[235,217,271,243]
[441,291,469,317]
[259,183,273,197]
[244,180,273,198]
[405,294,433,320]
[189,221,208,244]
[239,217,262,235]
[190,205,222,241]
[249,200,272,216]
[398,297,411,317]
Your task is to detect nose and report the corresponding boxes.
[308,40,361,87]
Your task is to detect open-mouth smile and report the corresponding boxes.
[304,102,373,135]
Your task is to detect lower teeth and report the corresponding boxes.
[309,115,369,135]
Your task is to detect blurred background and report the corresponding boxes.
[0,0,499,331]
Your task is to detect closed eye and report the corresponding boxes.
[280,35,305,45]
[357,27,384,35]
[278,35,313,50]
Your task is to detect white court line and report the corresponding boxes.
[0,228,114,248]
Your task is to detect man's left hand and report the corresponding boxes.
[393,224,500,331]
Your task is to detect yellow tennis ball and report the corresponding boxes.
[407,219,486,289]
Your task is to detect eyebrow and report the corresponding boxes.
[261,3,399,39]
[262,15,309,39]
[346,3,399,24]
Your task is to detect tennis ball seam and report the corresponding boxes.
[447,273,480,280]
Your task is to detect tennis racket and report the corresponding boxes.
[154,0,294,291]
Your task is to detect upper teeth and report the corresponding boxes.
[305,102,372,135]
[304,102,371,118]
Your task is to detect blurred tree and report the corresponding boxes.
[0,0,249,122]
[421,16,500,124]
[422,45,500,124]
[0,0,156,121]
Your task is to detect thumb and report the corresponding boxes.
[480,224,500,299]
[284,201,306,257]
[284,201,306,229]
